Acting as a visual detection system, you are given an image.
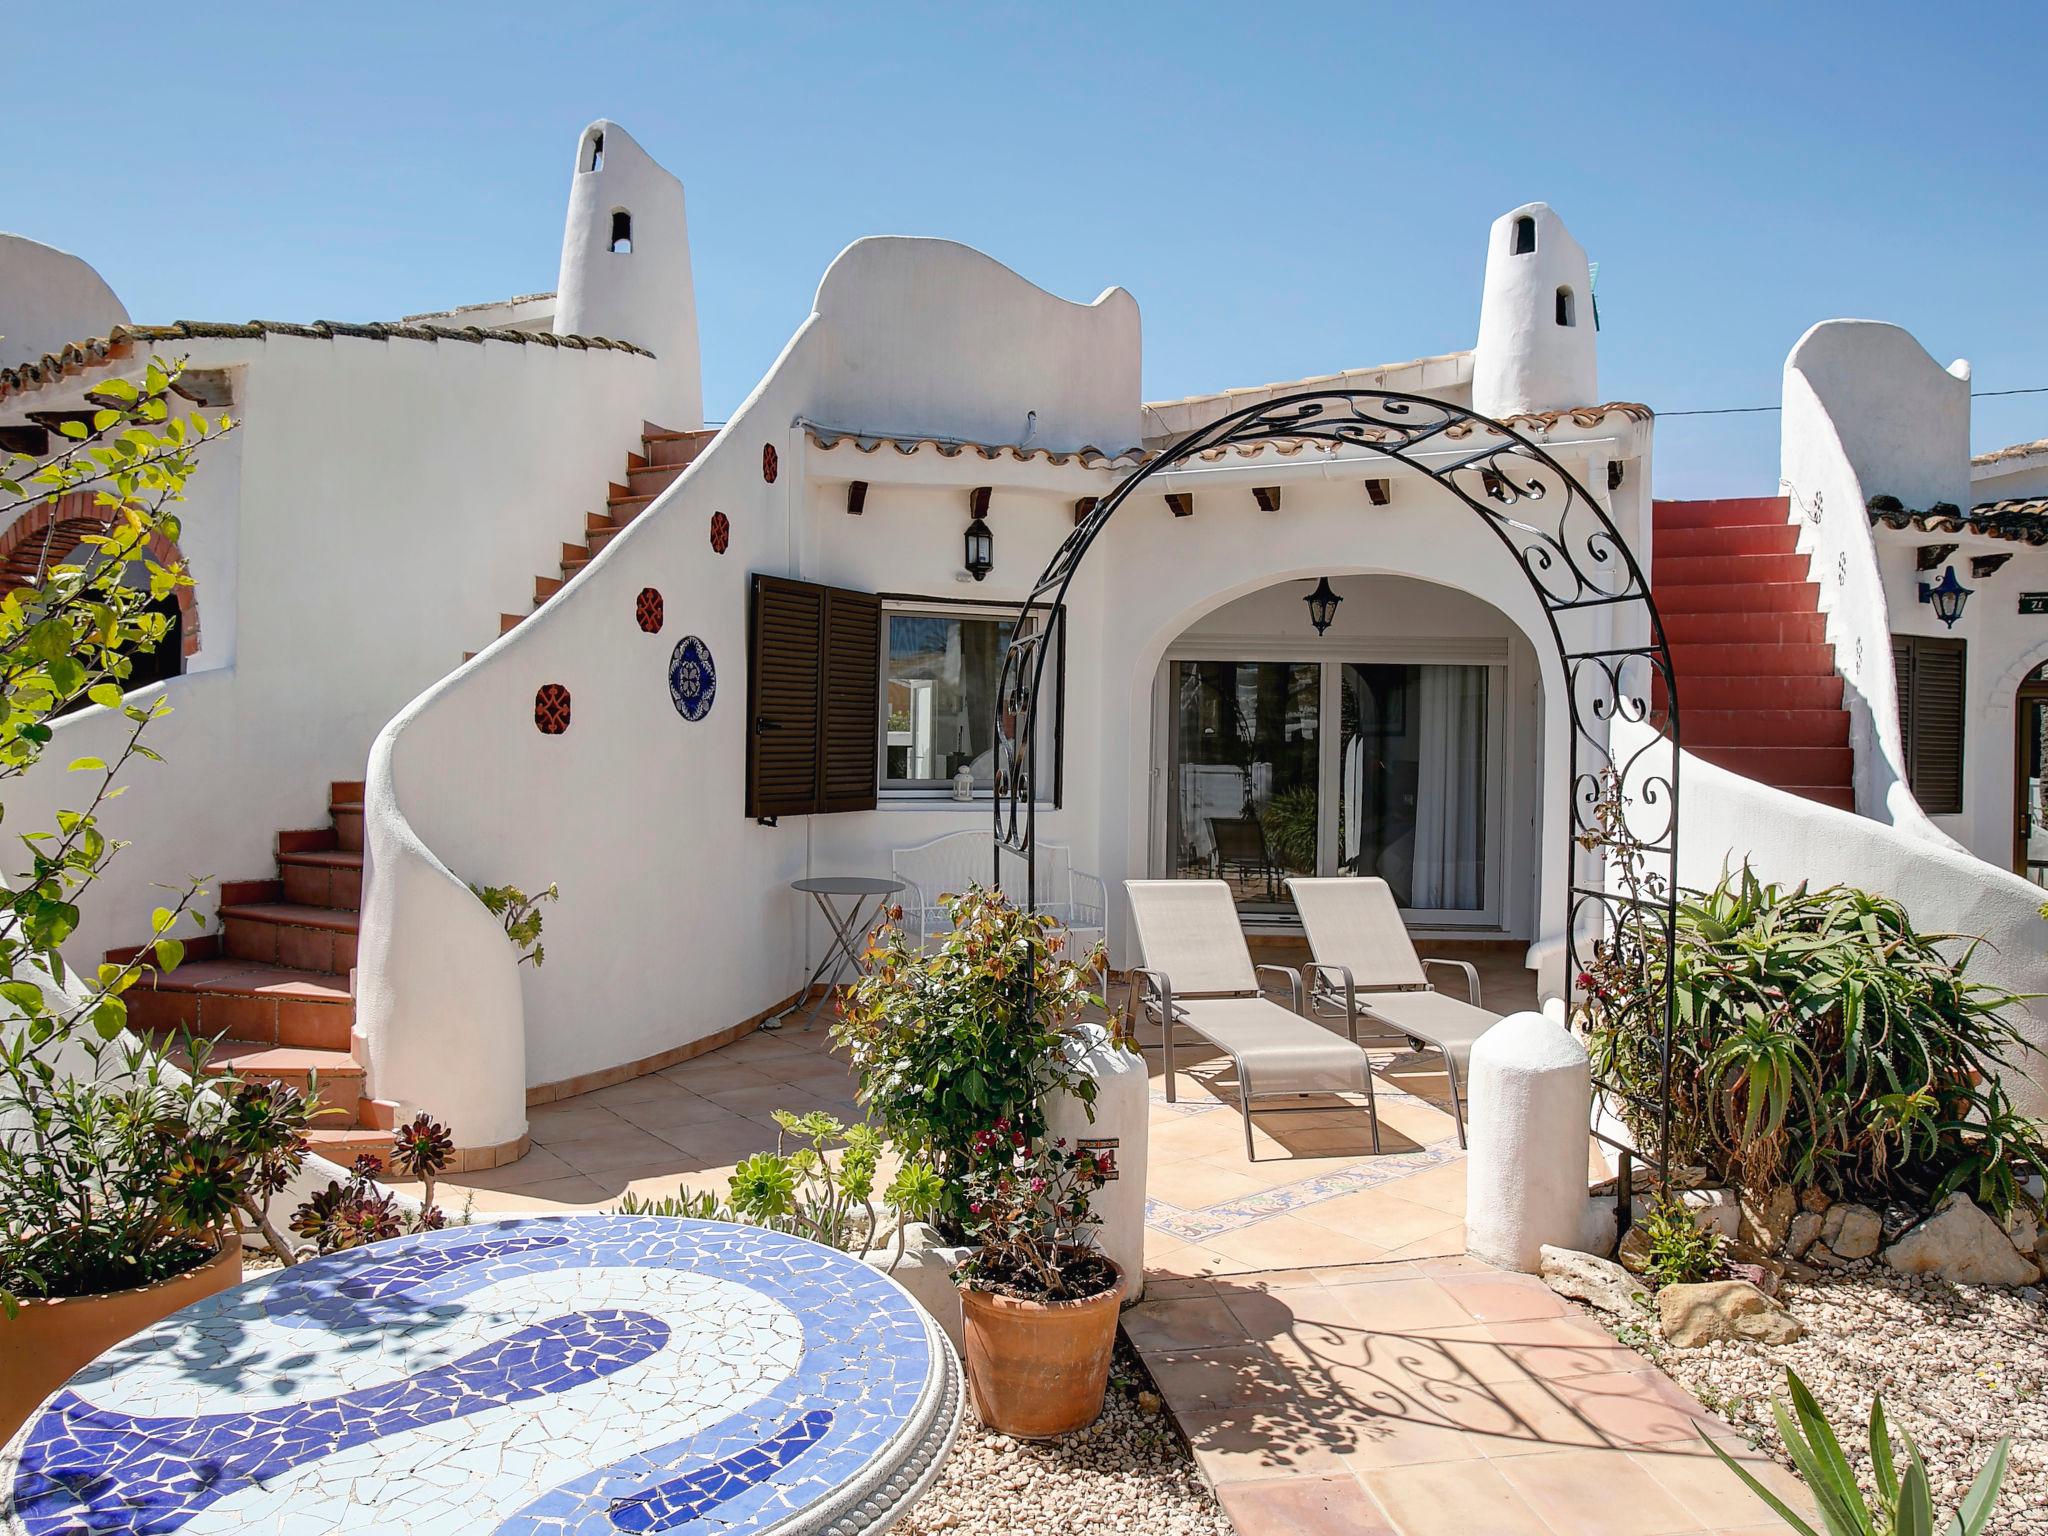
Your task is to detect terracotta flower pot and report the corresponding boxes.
[956,1259,1126,1438]
[0,1236,242,1442]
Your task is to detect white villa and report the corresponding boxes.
[2,119,2040,1168]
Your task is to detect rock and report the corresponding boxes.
[1820,1203,1882,1262]
[1618,1223,1652,1277]
[1724,1260,1778,1297]
[1726,1238,1785,1295]
[1800,1186,1832,1215]
[1883,1193,2044,1287]
[2006,1204,2040,1257]
[1658,1280,1804,1347]
[1786,1210,1823,1259]
[1540,1244,1650,1316]
[1137,1391,1161,1414]
[1740,1185,1798,1254]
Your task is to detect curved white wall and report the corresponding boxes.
[0,234,129,368]
[360,238,1141,1145]
[1472,203,1597,418]
[555,119,702,431]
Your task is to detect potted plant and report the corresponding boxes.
[0,1037,314,1437]
[835,884,1107,1237]
[951,1127,1123,1437]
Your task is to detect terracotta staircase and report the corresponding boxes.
[116,422,716,1158]
[120,781,394,1164]
[1650,496,1856,811]
[470,424,715,658]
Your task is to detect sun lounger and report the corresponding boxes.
[1123,879,1379,1160]
[1286,876,1501,1147]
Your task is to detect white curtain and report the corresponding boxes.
[1410,666,1487,909]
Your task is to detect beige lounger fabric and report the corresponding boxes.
[1163,996,1370,1098]
[1123,880,1259,995]
[1286,877,1430,989]
[1340,988,1495,1071]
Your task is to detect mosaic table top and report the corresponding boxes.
[2,1215,961,1536]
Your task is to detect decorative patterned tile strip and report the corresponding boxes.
[1144,1136,1465,1244]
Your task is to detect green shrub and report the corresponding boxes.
[835,885,1106,1235]
[1588,864,2048,1217]
[1635,1193,1725,1286]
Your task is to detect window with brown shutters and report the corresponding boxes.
[746,575,881,818]
[1893,633,1966,816]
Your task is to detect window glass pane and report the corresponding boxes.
[1339,663,1488,910]
[884,614,1013,786]
[1168,661,1319,918]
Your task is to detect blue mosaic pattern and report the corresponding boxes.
[668,635,715,721]
[2,1217,950,1536]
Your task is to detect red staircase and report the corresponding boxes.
[1651,496,1855,811]
[120,781,395,1164]
[116,422,717,1158]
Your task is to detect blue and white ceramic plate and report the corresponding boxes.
[668,636,715,721]
[2,1216,959,1536]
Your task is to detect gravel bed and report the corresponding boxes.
[893,1341,1232,1536]
[1615,1268,2048,1534]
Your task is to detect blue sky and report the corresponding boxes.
[13,3,2045,496]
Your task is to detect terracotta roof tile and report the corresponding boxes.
[1972,437,2048,467]
[1,320,652,405]
[1869,494,2048,546]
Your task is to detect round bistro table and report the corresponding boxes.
[2,1215,960,1536]
[775,876,904,1026]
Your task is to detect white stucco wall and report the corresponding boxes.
[2,331,661,969]
[0,234,129,368]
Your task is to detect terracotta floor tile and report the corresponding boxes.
[1143,1242,1237,1281]
[1629,1445,1815,1528]
[1204,1214,1394,1271]
[658,1058,784,1093]
[1438,1272,1571,1323]
[610,1096,758,1136]
[1446,1378,1610,1457]
[1214,1472,1397,1535]
[1550,1370,1728,1450]
[543,1127,684,1175]
[1361,1458,1555,1535]
[1488,1314,1653,1379]
[1377,1226,1473,1261]
[1146,1344,1302,1410]
[466,1174,609,1210]
[1120,1296,1250,1352]
[1329,1277,1475,1333]
[1493,1448,1702,1536]
[579,1075,686,1108]
[1332,1410,1478,1472]
[1147,1159,1276,1208]
[1175,1405,1351,1483]
[1140,1274,1221,1301]
[1292,1188,1463,1249]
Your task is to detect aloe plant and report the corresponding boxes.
[1706,1368,2008,1536]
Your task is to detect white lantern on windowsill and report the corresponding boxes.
[952,762,974,801]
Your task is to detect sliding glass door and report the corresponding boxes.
[1166,656,1500,924]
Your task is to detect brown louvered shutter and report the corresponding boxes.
[1894,633,1966,816]
[746,575,879,818]
[820,587,881,811]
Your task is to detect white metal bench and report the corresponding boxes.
[889,830,1107,965]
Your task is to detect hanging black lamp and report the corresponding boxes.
[1304,576,1342,635]
[964,487,994,581]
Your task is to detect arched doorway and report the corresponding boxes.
[2015,662,2048,886]
[995,389,1680,1201]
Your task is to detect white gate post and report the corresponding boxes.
[1464,1011,1592,1272]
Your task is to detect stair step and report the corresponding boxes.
[584,510,615,535]
[1653,581,1821,616]
[606,492,657,520]
[220,902,359,974]
[1651,496,1793,530]
[1655,552,1813,586]
[1782,784,1857,812]
[277,848,364,911]
[1655,523,1800,557]
[535,574,563,603]
[193,1040,366,1119]
[1662,610,1827,645]
[308,1126,397,1167]
[220,878,282,907]
[277,826,339,855]
[329,781,364,809]
[560,542,590,567]
[642,427,717,468]
[585,525,621,556]
[1692,744,1855,784]
[499,612,525,636]
[128,959,352,1050]
[1655,674,1846,711]
[1680,709,1851,748]
[561,557,590,579]
[626,461,686,494]
[1667,642,1837,677]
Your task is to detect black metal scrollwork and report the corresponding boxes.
[993,390,1677,1212]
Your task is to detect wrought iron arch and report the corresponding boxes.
[993,389,1677,1211]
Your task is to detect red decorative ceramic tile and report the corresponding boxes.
[635,588,665,634]
[534,683,572,735]
[762,443,778,484]
[709,511,730,553]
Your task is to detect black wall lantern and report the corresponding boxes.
[965,487,994,581]
[1303,575,1342,635]
[1918,565,1971,628]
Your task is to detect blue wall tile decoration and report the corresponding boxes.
[2,1215,961,1536]
[667,634,715,721]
